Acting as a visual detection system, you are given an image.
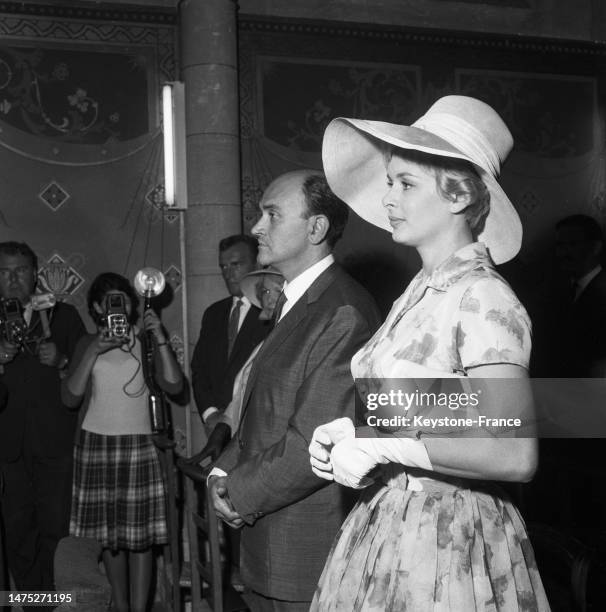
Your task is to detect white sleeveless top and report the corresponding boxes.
[82,334,152,435]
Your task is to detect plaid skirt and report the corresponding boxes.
[70,429,168,551]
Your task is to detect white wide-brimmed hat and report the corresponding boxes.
[322,95,521,264]
[240,269,284,309]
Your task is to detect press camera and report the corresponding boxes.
[0,297,27,345]
[102,293,130,340]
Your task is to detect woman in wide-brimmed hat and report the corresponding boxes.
[309,96,549,610]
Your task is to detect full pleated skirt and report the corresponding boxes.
[311,467,550,611]
[70,429,168,551]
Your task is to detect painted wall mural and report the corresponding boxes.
[0,6,187,454]
[260,58,421,152]
[456,69,597,158]
[254,49,598,162]
[0,44,151,144]
[37,252,86,303]
[239,20,606,317]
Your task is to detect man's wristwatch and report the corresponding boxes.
[57,355,69,370]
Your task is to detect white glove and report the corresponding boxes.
[309,417,355,480]
[331,435,432,490]
[329,436,376,489]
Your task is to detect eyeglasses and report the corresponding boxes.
[0,266,33,280]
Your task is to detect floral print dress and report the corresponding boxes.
[311,243,550,611]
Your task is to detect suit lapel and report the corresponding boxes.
[574,270,604,312]
[215,298,232,360]
[242,298,307,406]
[239,264,339,420]
[228,305,260,363]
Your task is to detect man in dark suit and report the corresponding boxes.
[209,171,380,611]
[528,215,606,532]
[554,214,606,377]
[554,215,606,529]
[0,241,86,590]
[190,234,271,589]
[191,234,270,428]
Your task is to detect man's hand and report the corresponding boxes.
[185,423,231,465]
[208,475,244,528]
[38,341,61,367]
[0,340,19,365]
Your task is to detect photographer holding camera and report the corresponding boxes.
[62,272,182,612]
[0,241,86,592]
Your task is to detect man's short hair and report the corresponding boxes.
[0,241,38,269]
[302,174,349,249]
[219,234,258,261]
[556,214,604,244]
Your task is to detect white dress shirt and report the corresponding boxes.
[278,254,334,321]
[230,295,252,332]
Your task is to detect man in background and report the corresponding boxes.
[554,213,606,377]
[0,241,85,590]
[528,215,606,533]
[190,234,271,589]
[189,268,284,463]
[190,234,270,428]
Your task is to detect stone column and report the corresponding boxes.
[180,0,241,450]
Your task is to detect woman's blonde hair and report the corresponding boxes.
[385,146,490,237]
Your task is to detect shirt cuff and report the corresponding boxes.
[201,406,219,423]
[207,466,228,487]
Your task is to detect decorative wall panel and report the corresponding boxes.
[0,4,186,446]
[259,57,421,151]
[0,5,176,307]
[239,18,606,315]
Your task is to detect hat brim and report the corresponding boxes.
[240,269,284,309]
[322,118,521,264]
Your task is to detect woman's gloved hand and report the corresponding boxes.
[309,417,355,480]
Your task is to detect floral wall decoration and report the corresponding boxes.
[0,44,151,144]
[0,1,187,457]
[239,18,606,316]
[260,58,421,152]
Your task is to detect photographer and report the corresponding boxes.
[62,272,182,612]
[0,241,86,591]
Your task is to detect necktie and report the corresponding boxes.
[227,298,242,356]
[272,291,287,328]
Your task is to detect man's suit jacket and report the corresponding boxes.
[191,297,270,419]
[0,302,86,461]
[557,269,606,377]
[216,264,381,601]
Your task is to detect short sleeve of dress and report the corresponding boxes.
[456,276,531,370]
